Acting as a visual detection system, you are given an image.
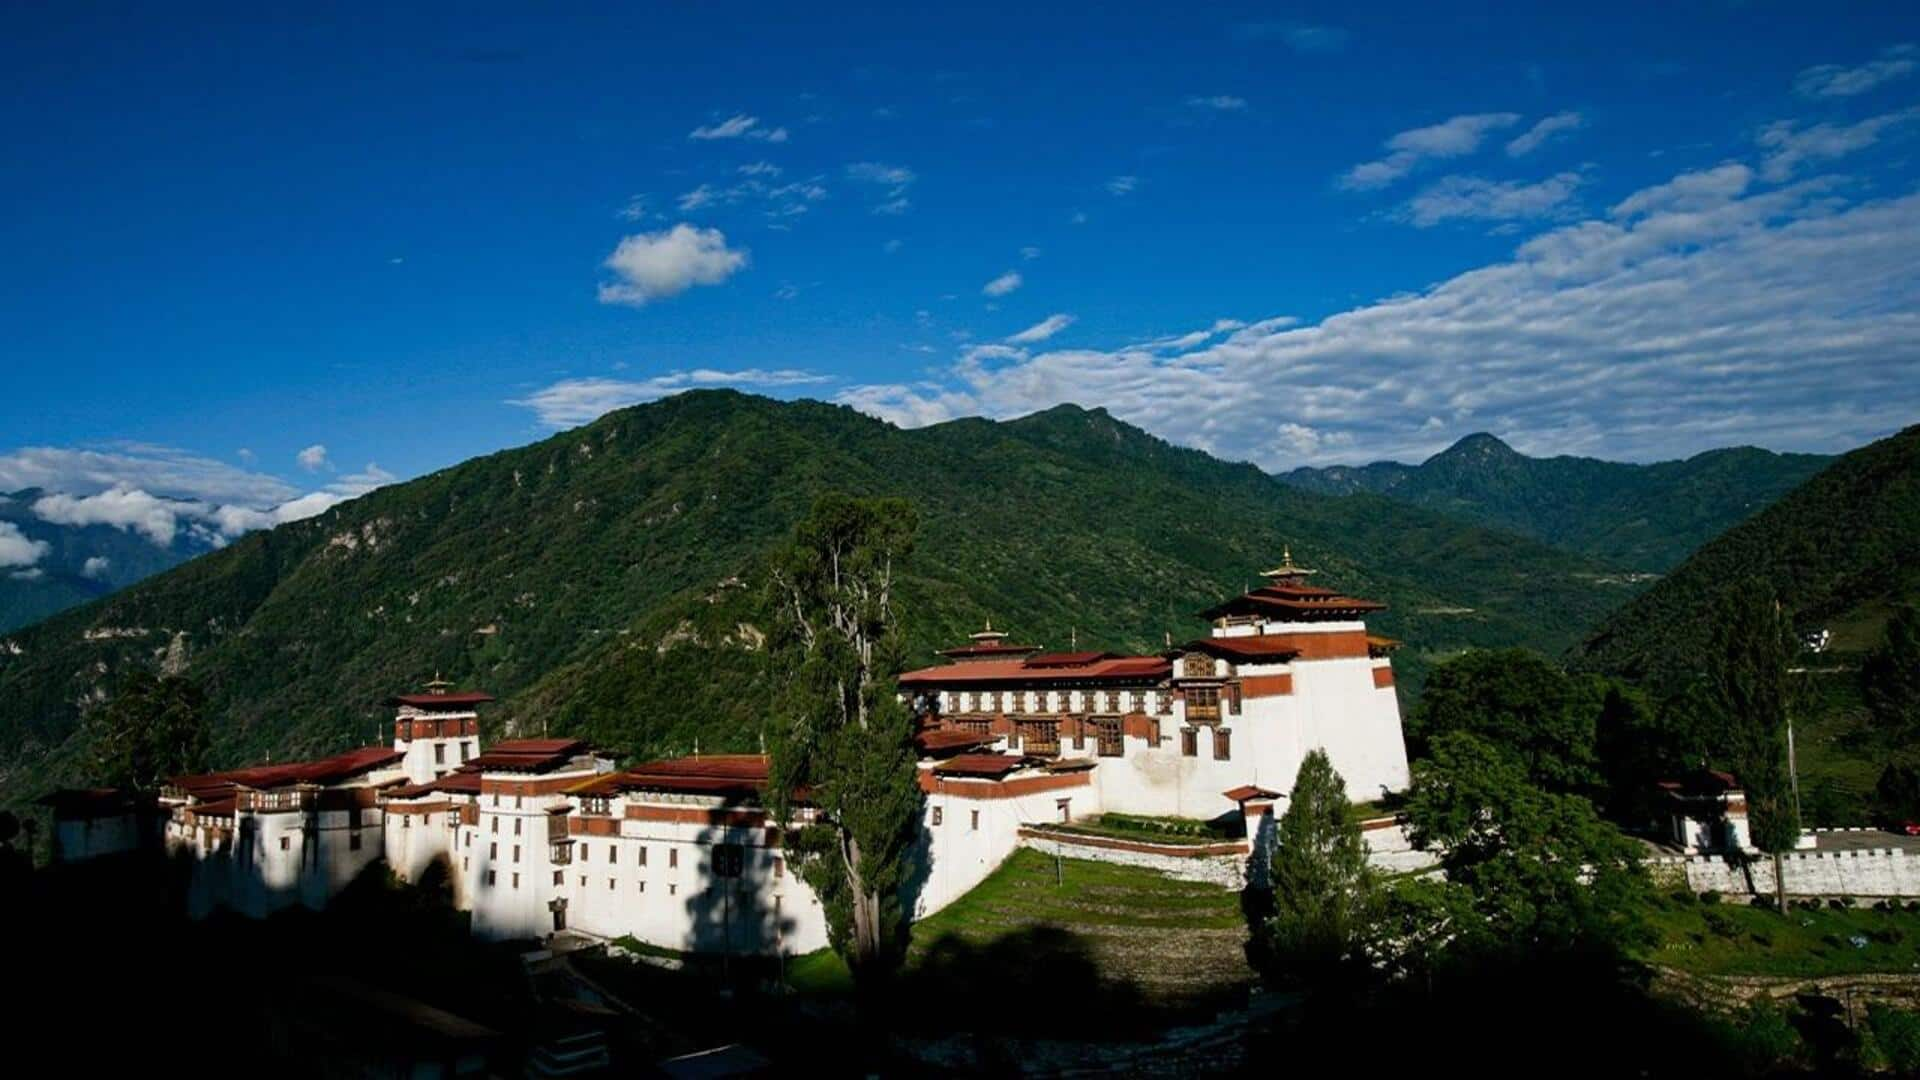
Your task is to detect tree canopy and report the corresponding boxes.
[80,670,209,793]
[765,493,924,982]
[1862,605,1920,735]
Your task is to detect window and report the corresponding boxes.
[1057,798,1072,823]
[514,818,522,836]
[773,858,784,879]
[608,878,616,890]
[552,870,562,885]
[434,743,445,765]
[512,844,520,863]
[279,836,290,851]
[491,817,499,834]
[1157,690,1172,715]
[349,833,363,851]
[487,870,496,886]
[489,842,497,858]
[1229,685,1242,716]
[1181,728,1198,757]
[669,883,677,896]
[515,795,524,810]
[609,845,618,865]
[580,875,587,887]
[403,814,412,830]
[639,846,648,867]
[511,873,519,889]
[464,857,469,871]
[1214,728,1232,760]
[1187,685,1221,722]
[638,880,646,893]
[669,848,678,869]
[1020,719,1059,756]
[1093,716,1123,757]
[461,741,473,761]
[932,806,943,827]
[970,810,980,831]
[465,833,472,848]
[423,813,432,826]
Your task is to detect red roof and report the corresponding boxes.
[465,738,590,773]
[172,746,405,797]
[900,653,1170,688]
[932,754,1028,779]
[388,691,496,708]
[1183,636,1302,663]
[1198,580,1386,622]
[1024,651,1109,667]
[916,729,1000,754]
[37,787,137,818]
[387,772,482,799]
[937,642,1042,659]
[584,754,773,799]
[1223,784,1282,803]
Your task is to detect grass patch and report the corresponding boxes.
[784,948,854,994]
[1644,894,1920,977]
[1038,813,1231,847]
[913,848,1247,940]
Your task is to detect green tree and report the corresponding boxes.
[1403,731,1651,959]
[1706,581,1800,912]
[80,670,210,793]
[765,494,924,982]
[1410,647,1601,794]
[1266,749,1375,982]
[1863,606,1920,735]
[1876,763,1920,824]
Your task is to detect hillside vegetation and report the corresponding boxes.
[0,391,1640,802]
[1282,433,1829,572]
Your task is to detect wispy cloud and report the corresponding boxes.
[1340,113,1523,190]
[1106,175,1139,196]
[1235,22,1348,53]
[982,271,1023,297]
[297,444,329,471]
[1507,111,1585,156]
[1400,172,1584,227]
[1794,44,1917,98]
[689,113,789,142]
[838,163,1920,466]
[0,522,49,569]
[597,224,749,307]
[845,161,916,214]
[1007,314,1075,343]
[1756,106,1920,181]
[1186,95,1248,111]
[510,370,830,428]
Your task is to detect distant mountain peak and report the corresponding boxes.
[1432,432,1520,463]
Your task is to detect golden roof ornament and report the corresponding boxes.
[425,672,454,695]
[969,618,1006,643]
[1259,546,1317,580]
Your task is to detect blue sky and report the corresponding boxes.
[2,3,1918,552]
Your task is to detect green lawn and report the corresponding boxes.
[1035,814,1231,847]
[1644,894,1920,978]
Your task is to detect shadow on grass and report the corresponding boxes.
[891,925,1153,1040]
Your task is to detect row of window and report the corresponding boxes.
[944,686,1244,717]
[928,806,981,830]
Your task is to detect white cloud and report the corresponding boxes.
[1401,172,1584,227]
[9,568,43,582]
[616,195,650,221]
[0,522,49,569]
[1007,314,1075,344]
[689,114,789,142]
[836,163,1920,466]
[508,370,831,428]
[1187,95,1248,111]
[873,197,911,216]
[81,556,109,579]
[1340,113,1523,190]
[1021,246,1042,260]
[982,271,1023,297]
[1756,107,1920,181]
[598,224,749,307]
[0,443,297,505]
[1794,44,1917,98]
[1106,175,1139,196]
[33,487,194,546]
[1506,111,1585,156]
[738,161,782,177]
[297,444,329,471]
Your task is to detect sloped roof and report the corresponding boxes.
[900,653,1170,688]
[388,691,496,708]
[1182,636,1302,663]
[931,754,1029,779]
[1198,579,1386,622]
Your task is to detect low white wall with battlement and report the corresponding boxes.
[1653,847,1920,898]
[1017,827,1250,889]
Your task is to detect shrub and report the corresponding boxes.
[1869,1005,1920,1075]
[1749,929,1774,947]
[1730,1001,1803,1073]
[1701,889,1723,905]
[1704,909,1740,938]
[1670,888,1698,906]
[1829,898,1850,910]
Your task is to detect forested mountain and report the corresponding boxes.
[0,391,1644,803]
[0,491,214,633]
[1280,433,1830,571]
[1574,423,1920,686]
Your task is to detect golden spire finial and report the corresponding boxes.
[1259,546,1316,580]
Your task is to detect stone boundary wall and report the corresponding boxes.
[1651,847,1920,898]
[1016,826,1249,889]
[1652,967,1920,1022]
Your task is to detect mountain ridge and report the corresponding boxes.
[1280,433,1833,571]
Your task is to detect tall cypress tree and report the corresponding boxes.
[765,494,924,983]
[1267,749,1375,982]
[1706,581,1800,912]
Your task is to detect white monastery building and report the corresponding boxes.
[43,555,1414,956]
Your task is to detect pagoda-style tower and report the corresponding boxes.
[388,677,493,784]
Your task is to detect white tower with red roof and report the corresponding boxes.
[390,676,492,785]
